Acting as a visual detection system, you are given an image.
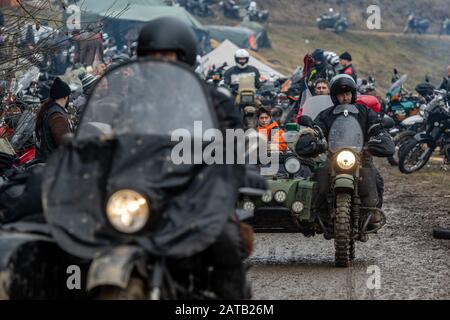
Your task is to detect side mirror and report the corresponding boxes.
[393,68,398,75]
[381,117,395,129]
[298,115,314,127]
[329,8,334,12]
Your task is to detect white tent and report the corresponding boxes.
[199,40,284,79]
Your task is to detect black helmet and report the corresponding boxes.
[136,17,198,67]
[329,74,357,105]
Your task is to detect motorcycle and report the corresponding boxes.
[384,71,421,126]
[185,0,216,18]
[242,96,393,267]
[219,0,242,20]
[404,14,430,34]
[357,77,376,95]
[398,89,450,174]
[317,8,349,34]
[1,59,255,299]
[205,62,228,87]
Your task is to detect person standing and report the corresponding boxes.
[339,51,358,83]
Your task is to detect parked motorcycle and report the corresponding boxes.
[235,74,259,129]
[357,77,376,95]
[219,0,242,20]
[317,8,349,34]
[185,0,215,18]
[206,62,228,87]
[398,89,450,173]
[404,13,430,34]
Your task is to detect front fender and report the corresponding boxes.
[86,246,146,292]
[333,174,355,192]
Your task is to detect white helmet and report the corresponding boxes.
[235,49,250,69]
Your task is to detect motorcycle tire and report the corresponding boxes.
[93,277,146,300]
[335,193,352,268]
[387,131,416,166]
[398,139,433,174]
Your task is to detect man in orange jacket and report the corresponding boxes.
[257,107,287,152]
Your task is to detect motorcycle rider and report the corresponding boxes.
[339,51,357,83]
[224,49,261,94]
[136,16,257,299]
[257,107,287,152]
[295,75,395,228]
[308,49,335,88]
[438,65,450,92]
[35,78,73,162]
[314,78,330,96]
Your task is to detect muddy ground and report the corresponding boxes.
[247,159,450,300]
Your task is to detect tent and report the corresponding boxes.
[206,24,271,51]
[238,21,272,49]
[199,40,284,79]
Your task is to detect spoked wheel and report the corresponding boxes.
[335,193,352,268]
[93,277,147,300]
[399,140,433,174]
[387,131,416,166]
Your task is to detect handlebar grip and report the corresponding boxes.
[433,227,450,240]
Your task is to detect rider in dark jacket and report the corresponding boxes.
[438,66,450,92]
[296,75,395,228]
[136,17,256,300]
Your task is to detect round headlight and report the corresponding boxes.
[292,201,304,214]
[261,191,273,203]
[274,191,287,204]
[243,201,255,211]
[336,150,356,170]
[106,190,150,234]
[285,157,301,174]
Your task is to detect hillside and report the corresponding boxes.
[200,0,450,93]
[257,0,450,32]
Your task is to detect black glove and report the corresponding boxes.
[368,131,395,158]
[295,134,327,158]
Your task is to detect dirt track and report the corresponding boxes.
[247,160,450,300]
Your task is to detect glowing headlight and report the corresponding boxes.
[292,201,304,214]
[274,191,287,204]
[106,190,149,234]
[243,201,255,211]
[285,157,301,174]
[261,191,273,203]
[336,150,356,170]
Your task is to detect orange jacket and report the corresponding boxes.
[257,122,287,152]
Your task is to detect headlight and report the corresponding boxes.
[317,18,322,22]
[261,191,273,203]
[336,150,356,170]
[106,190,150,234]
[285,157,301,174]
[292,201,304,214]
[243,201,255,211]
[274,191,287,204]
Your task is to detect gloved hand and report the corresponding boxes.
[295,130,327,158]
[368,131,395,158]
